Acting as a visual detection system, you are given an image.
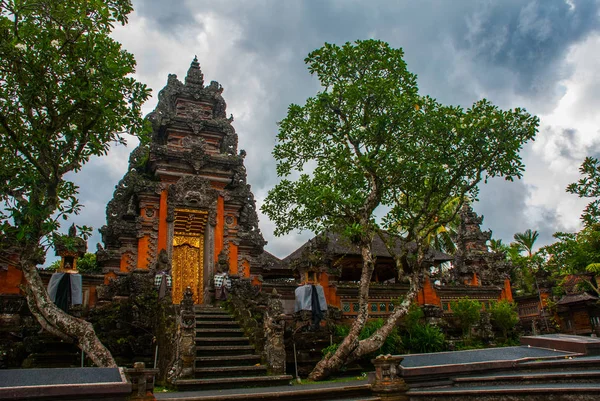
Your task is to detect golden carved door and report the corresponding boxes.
[171,209,208,304]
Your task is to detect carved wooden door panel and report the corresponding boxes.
[171,209,208,304]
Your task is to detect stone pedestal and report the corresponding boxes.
[370,355,409,401]
[124,362,159,400]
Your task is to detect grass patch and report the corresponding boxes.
[154,385,175,393]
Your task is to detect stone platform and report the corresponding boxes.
[0,367,131,400]
[520,334,600,355]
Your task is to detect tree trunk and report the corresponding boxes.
[20,260,116,367]
[308,242,376,381]
[347,274,419,359]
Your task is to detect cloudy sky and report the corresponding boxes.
[62,0,600,263]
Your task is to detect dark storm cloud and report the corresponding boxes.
[133,0,600,108]
[134,0,198,32]
[475,177,565,249]
[104,0,600,257]
[455,0,600,97]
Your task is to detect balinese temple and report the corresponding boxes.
[1,59,514,318]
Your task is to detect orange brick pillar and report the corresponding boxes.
[214,196,224,263]
[137,235,150,269]
[500,278,513,302]
[228,243,238,275]
[157,189,168,253]
[417,276,441,307]
[0,265,24,295]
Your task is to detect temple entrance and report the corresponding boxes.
[171,209,208,304]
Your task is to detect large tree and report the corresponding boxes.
[262,40,538,380]
[567,156,600,227]
[0,0,150,366]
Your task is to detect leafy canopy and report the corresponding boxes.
[489,300,519,339]
[567,157,600,227]
[262,40,538,259]
[0,0,150,254]
[450,296,481,338]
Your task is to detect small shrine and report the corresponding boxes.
[53,224,86,273]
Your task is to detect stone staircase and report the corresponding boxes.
[173,305,292,391]
[21,333,81,368]
[408,355,600,400]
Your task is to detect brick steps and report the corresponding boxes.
[195,328,244,337]
[195,355,261,367]
[195,337,251,346]
[408,383,600,399]
[194,365,268,379]
[175,305,291,392]
[452,369,600,387]
[159,381,375,400]
[196,345,255,356]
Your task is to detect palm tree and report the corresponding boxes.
[513,229,539,257]
[489,238,507,253]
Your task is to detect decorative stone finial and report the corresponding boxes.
[185,55,204,88]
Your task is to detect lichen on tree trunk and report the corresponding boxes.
[20,260,116,367]
[308,258,420,381]
[308,242,376,381]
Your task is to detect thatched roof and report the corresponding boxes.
[283,231,452,265]
[557,292,598,305]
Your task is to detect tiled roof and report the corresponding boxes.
[557,292,598,305]
[282,231,452,264]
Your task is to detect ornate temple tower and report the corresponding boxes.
[98,58,266,304]
[452,203,511,288]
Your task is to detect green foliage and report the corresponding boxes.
[505,229,547,296]
[542,225,600,275]
[0,0,150,257]
[404,303,425,330]
[400,304,445,354]
[513,229,539,257]
[489,300,519,340]
[323,319,402,357]
[567,157,600,227]
[43,252,99,273]
[46,259,60,271]
[262,39,538,270]
[88,278,160,362]
[450,297,481,339]
[76,253,100,274]
[404,323,445,354]
[262,39,536,377]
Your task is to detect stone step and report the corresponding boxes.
[196,320,240,328]
[196,354,262,367]
[156,381,375,401]
[195,328,244,337]
[195,337,250,346]
[196,345,255,356]
[195,314,235,321]
[453,370,600,387]
[194,306,228,314]
[408,383,600,399]
[516,355,600,372]
[194,365,268,379]
[173,374,293,391]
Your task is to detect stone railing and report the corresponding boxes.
[170,287,196,381]
[228,278,286,374]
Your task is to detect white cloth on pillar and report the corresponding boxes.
[47,273,83,305]
[294,284,327,312]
